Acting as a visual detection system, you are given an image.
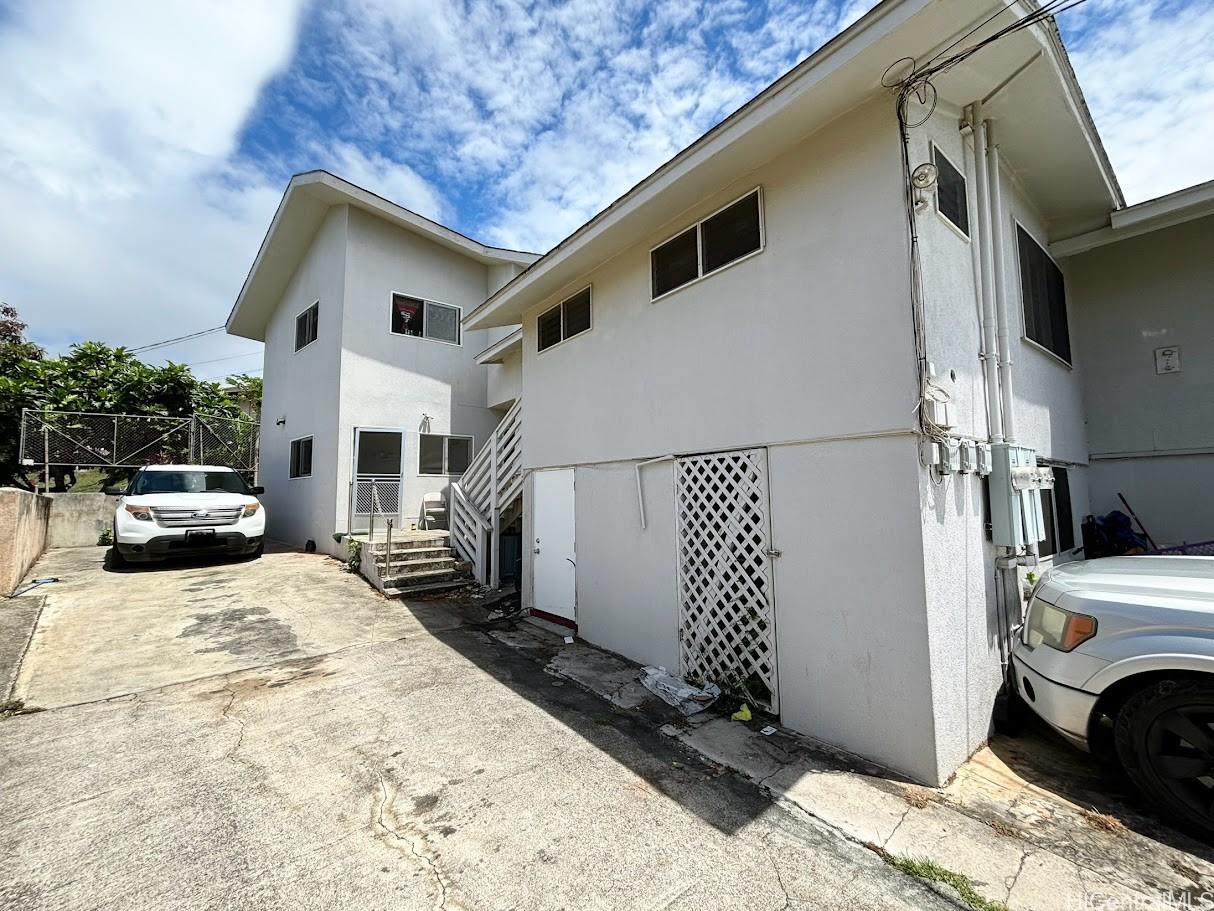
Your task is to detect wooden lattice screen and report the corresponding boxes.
[675,448,779,712]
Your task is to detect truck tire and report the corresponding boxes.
[1114,678,1214,839]
[109,525,127,569]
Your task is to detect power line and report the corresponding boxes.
[179,350,263,369]
[200,366,263,382]
[127,326,225,354]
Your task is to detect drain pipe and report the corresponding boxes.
[969,102,1004,444]
[635,455,675,530]
[985,119,1017,445]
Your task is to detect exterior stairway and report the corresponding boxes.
[355,530,469,598]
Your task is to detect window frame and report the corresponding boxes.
[289,435,314,479]
[388,291,463,347]
[1014,220,1072,368]
[417,433,475,476]
[1036,462,1075,559]
[930,142,970,241]
[294,301,319,352]
[649,186,765,303]
[536,285,594,354]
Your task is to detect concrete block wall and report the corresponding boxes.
[0,488,52,594]
[46,494,121,548]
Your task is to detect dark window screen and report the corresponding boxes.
[295,303,318,350]
[562,288,592,338]
[651,227,699,297]
[418,435,445,474]
[537,304,563,352]
[701,192,761,273]
[1018,226,1071,363]
[290,438,313,478]
[1053,467,1074,552]
[446,437,471,474]
[933,148,968,236]
[356,431,401,475]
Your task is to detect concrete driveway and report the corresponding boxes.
[1,546,952,911]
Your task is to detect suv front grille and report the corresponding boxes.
[151,506,242,527]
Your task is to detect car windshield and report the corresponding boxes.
[132,471,248,495]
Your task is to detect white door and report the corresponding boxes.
[351,429,404,533]
[533,468,576,622]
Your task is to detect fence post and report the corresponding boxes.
[43,426,50,493]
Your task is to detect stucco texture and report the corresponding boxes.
[0,488,51,595]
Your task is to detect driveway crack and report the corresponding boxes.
[374,772,455,911]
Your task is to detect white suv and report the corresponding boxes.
[108,465,266,566]
[1012,556,1214,836]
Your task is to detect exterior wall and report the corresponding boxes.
[518,98,965,781]
[1066,215,1214,546]
[487,348,522,411]
[0,488,51,595]
[259,205,349,552]
[46,493,120,548]
[336,207,500,539]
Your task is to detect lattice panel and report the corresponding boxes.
[354,478,400,515]
[675,449,779,712]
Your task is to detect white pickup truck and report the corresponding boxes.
[1012,556,1214,837]
[107,464,266,566]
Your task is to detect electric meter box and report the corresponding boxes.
[989,444,1048,548]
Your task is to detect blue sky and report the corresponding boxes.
[1,0,1212,376]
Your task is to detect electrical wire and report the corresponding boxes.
[127,326,225,353]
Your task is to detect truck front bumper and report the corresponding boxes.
[1011,651,1100,749]
[116,532,262,562]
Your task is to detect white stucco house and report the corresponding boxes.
[226,171,535,557]
[228,0,1211,787]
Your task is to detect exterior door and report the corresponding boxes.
[675,448,779,712]
[532,468,576,623]
[352,429,404,533]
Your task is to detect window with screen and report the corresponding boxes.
[419,434,473,475]
[1038,464,1074,558]
[391,294,461,345]
[1017,226,1071,363]
[289,437,313,478]
[932,145,968,237]
[295,302,319,351]
[651,189,762,299]
[536,287,592,353]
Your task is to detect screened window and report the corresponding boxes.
[1038,464,1074,558]
[295,302,319,351]
[289,437,313,479]
[419,434,473,475]
[391,294,461,345]
[651,189,762,299]
[536,287,592,353]
[933,145,968,237]
[1017,226,1070,364]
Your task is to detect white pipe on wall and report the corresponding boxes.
[985,120,1018,445]
[970,104,1004,444]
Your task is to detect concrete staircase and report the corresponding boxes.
[358,531,470,598]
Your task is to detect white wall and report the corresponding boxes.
[259,205,348,551]
[1067,214,1214,545]
[487,348,521,411]
[336,207,501,537]
[520,99,918,470]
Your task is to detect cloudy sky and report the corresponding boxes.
[2,0,1211,378]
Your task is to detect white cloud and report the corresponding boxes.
[1063,0,1214,204]
[0,0,309,369]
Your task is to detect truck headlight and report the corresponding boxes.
[242,503,261,518]
[1024,598,1097,652]
[124,505,153,521]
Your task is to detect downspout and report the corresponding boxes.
[985,119,1017,445]
[968,102,1004,444]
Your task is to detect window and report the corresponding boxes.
[289,437,313,479]
[391,293,461,345]
[1017,225,1071,364]
[932,145,968,237]
[651,189,762,299]
[133,470,249,495]
[295,302,319,351]
[536,287,592,353]
[419,434,473,475]
[1038,464,1075,558]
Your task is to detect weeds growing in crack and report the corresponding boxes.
[883,854,1009,911]
[0,699,43,719]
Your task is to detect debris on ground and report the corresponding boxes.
[903,786,936,809]
[759,724,777,736]
[1080,807,1128,835]
[731,703,752,722]
[638,667,720,716]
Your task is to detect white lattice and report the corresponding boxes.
[675,449,779,712]
[354,478,400,515]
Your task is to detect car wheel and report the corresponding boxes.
[1115,679,1214,838]
[109,525,127,569]
[247,539,264,560]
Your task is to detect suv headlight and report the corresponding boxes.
[124,505,153,521]
[242,503,261,518]
[1024,597,1097,652]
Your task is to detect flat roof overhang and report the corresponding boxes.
[464,0,1120,331]
[227,171,537,341]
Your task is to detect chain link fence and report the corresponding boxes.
[19,409,259,476]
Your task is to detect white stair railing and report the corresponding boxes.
[448,398,522,587]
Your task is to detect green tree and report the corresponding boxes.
[0,305,45,489]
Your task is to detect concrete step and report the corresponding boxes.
[364,538,449,554]
[383,579,469,598]
[380,567,465,587]
[375,556,456,574]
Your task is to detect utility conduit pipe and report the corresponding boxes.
[985,119,1018,445]
[635,455,675,530]
[969,102,1004,444]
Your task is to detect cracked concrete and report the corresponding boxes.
[1,545,957,911]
